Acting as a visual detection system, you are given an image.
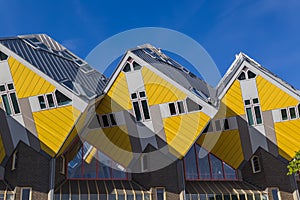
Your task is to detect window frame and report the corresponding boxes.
[11,150,18,171]
[0,83,21,116]
[251,155,261,173]
[20,187,32,200]
[131,91,151,122]
[237,67,257,81]
[244,98,263,126]
[280,108,288,121]
[37,92,59,110]
[156,188,166,200]
[98,113,118,128]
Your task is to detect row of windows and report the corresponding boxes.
[97,113,117,128]
[0,83,21,116]
[54,192,151,200]
[123,57,142,73]
[244,98,263,126]
[186,193,268,200]
[67,143,127,180]
[0,192,14,200]
[184,144,237,181]
[237,68,256,81]
[131,91,151,122]
[37,90,72,110]
[280,104,300,121]
[202,118,230,133]
[169,98,203,116]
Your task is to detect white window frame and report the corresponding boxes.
[244,98,263,126]
[251,155,261,173]
[37,93,57,110]
[156,187,166,200]
[0,83,21,116]
[20,187,32,200]
[288,106,297,120]
[280,108,289,121]
[237,67,257,81]
[131,91,151,122]
[122,57,143,73]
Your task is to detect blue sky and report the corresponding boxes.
[1,0,300,88]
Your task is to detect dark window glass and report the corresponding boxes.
[169,103,177,115]
[156,189,165,200]
[133,61,142,70]
[254,194,261,200]
[118,194,125,200]
[141,100,150,119]
[2,94,12,115]
[196,146,211,179]
[238,72,246,80]
[289,107,296,119]
[108,194,116,200]
[38,96,46,109]
[252,156,261,173]
[0,51,8,61]
[127,194,134,200]
[207,194,215,200]
[224,162,237,180]
[177,101,185,114]
[191,194,198,200]
[215,120,221,131]
[55,90,72,106]
[184,146,198,179]
[298,104,300,118]
[248,70,256,79]
[224,195,231,200]
[199,194,206,200]
[47,94,55,108]
[131,93,137,99]
[139,91,146,98]
[272,189,279,200]
[6,194,14,200]
[216,194,222,200]
[224,119,230,130]
[246,108,254,125]
[281,109,288,120]
[231,194,238,200]
[109,114,117,126]
[239,194,246,200]
[133,101,142,121]
[0,85,5,92]
[7,83,14,90]
[210,154,224,179]
[186,98,202,112]
[244,99,251,105]
[21,188,31,200]
[254,106,262,124]
[10,93,20,114]
[253,98,259,104]
[247,194,254,200]
[123,63,131,72]
[136,194,143,200]
[102,115,109,127]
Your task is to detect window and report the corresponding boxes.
[281,109,288,120]
[101,115,109,127]
[237,68,256,81]
[59,155,66,174]
[122,57,142,72]
[0,51,8,61]
[47,94,55,108]
[245,98,263,126]
[168,100,186,116]
[38,91,71,110]
[248,70,256,79]
[38,96,47,109]
[271,189,280,200]
[289,107,297,119]
[251,156,261,173]
[55,90,72,106]
[177,101,185,114]
[168,103,176,116]
[12,151,18,170]
[186,98,202,112]
[109,114,117,126]
[215,120,221,131]
[298,104,300,118]
[156,188,165,200]
[223,119,230,130]
[131,91,151,122]
[21,188,31,200]
[238,71,246,80]
[0,83,21,115]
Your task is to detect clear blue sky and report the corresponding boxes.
[1,0,299,89]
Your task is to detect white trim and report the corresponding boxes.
[251,155,261,173]
[11,151,17,171]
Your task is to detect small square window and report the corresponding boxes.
[7,83,14,90]
[46,94,55,108]
[102,115,109,127]
[253,98,259,104]
[281,109,288,120]
[131,93,137,99]
[289,107,297,119]
[169,103,177,116]
[0,85,5,92]
[177,101,185,114]
[244,100,250,105]
[38,96,47,109]
[139,91,146,98]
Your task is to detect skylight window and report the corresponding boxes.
[24,37,49,51]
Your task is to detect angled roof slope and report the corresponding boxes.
[131,44,217,105]
[0,34,106,98]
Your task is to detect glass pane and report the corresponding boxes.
[262,194,268,200]
[254,106,262,124]
[38,96,46,109]
[207,194,214,200]
[0,85,5,92]
[254,193,261,200]
[82,146,97,178]
[10,93,20,114]
[224,194,231,200]
[108,194,116,200]
[136,194,143,200]
[0,51,8,60]
[196,146,211,179]
[127,194,135,200]
[156,189,164,200]
[246,107,254,125]
[47,94,55,108]
[109,114,117,126]
[71,194,79,200]
[0,194,4,200]
[215,120,221,131]
[289,107,296,119]
[238,72,246,80]
[139,91,146,98]
[169,103,177,115]
[224,162,237,180]
[21,189,31,200]
[253,98,259,104]
[133,101,142,121]
[216,194,222,200]
[144,193,151,200]
[186,97,202,112]
[191,194,198,200]
[239,194,246,200]
[7,83,14,90]
[199,194,206,200]
[281,109,288,120]
[133,61,142,70]
[2,94,12,115]
[55,90,72,106]
[141,100,151,120]
[185,194,191,200]
[123,63,131,72]
[177,101,185,114]
[131,93,137,99]
[247,194,254,200]
[272,189,279,200]
[118,194,125,200]
[68,146,83,178]
[248,70,256,79]
[244,100,250,105]
[112,167,126,179]
[231,194,238,200]
[97,162,111,178]
[224,119,229,130]
[184,146,198,180]
[298,104,300,117]
[61,194,69,200]
[210,154,224,179]
[102,115,109,127]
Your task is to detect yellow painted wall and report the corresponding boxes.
[197,129,244,169]
[256,76,298,111]
[33,105,81,156]
[83,126,133,167]
[8,57,55,98]
[0,133,6,163]
[97,72,131,114]
[142,67,187,105]
[274,119,300,160]
[163,112,210,158]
